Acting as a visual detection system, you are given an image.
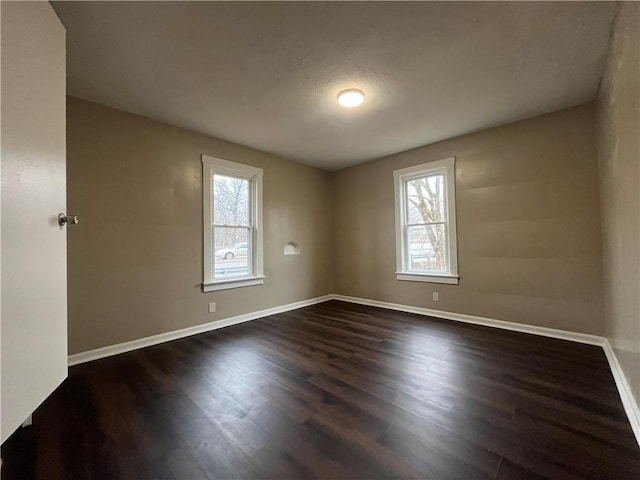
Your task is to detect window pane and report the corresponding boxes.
[407,224,447,272]
[213,226,250,278]
[213,174,249,226]
[406,174,445,224]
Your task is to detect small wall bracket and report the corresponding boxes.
[284,242,300,256]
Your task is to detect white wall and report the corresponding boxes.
[596,2,640,410]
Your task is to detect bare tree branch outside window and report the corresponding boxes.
[406,174,447,271]
[213,174,249,249]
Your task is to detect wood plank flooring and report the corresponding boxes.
[2,300,639,479]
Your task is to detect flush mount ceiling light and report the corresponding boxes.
[337,89,365,108]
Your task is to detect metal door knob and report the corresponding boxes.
[58,213,79,226]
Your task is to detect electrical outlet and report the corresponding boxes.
[432,292,439,302]
[208,302,216,313]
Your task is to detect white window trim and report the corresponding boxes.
[393,157,459,285]
[202,155,264,292]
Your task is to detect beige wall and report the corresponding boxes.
[68,97,608,354]
[333,104,604,335]
[67,97,333,354]
[596,3,640,407]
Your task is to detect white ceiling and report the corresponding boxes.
[52,2,616,171]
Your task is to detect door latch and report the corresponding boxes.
[58,213,79,226]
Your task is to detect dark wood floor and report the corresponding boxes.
[2,300,639,479]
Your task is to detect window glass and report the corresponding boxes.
[213,174,251,279]
[213,174,249,226]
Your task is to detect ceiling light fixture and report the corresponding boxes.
[337,89,365,108]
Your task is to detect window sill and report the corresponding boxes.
[203,275,265,292]
[396,272,459,285]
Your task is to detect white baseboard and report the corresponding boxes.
[67,294,333,366]
[602,339,640,446]
[331,294,606,346]
[21,414,33,428]
[67,292,639,448]
[68,293,605,365]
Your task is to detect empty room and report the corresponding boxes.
[1,1,639,479]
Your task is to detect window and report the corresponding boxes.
[393,157,459,285]
[202,155,264,292]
